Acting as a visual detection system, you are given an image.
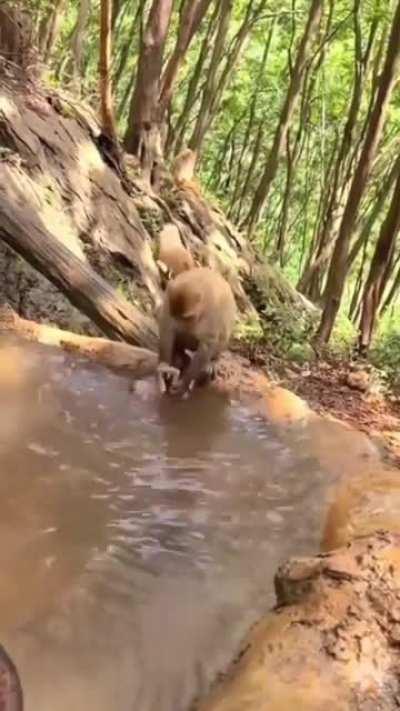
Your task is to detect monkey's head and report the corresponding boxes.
[168,281,203,325]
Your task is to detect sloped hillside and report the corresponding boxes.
[0,67,314,348]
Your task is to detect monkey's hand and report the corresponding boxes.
[171,345,213,397]
[157,363,180,393]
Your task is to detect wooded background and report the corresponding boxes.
[2,0,400,366]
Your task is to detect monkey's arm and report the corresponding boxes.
[157,307,180,392]
[171,342,216,395]
[158,304,174,364]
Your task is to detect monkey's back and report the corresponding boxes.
[167,267,236,348]
[158,225,194,277]
[159,245,194,277]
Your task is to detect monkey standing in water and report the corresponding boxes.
[157,267,236,396]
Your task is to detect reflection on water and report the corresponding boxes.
[0,340,332,711]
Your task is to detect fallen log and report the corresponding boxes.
[0,308,158,379]
[197,532,400,711]
[0,173,158,350]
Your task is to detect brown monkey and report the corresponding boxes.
[158,267,236,395]
[172,148,204,197]
[157,224,194,283]
[172,148,197,184]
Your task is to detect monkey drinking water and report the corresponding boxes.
[157,267,236,396]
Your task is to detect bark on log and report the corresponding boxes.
[0,307,158,379]
[197,532,400,711]
[0,193,158,350]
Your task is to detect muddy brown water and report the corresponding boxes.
[0,341,349,711]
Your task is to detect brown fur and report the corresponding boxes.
[158,224,194,281]
[158,267,236,395]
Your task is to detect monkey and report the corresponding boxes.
[171,148,204,197]
[172,148,197,184]
[157,224,194,286]
[157,267,236,396]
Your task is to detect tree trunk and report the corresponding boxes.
[188,0,234,155]
[316,0,400,343]
[229,18,275,221]
[380,253,400,314]
[99,0,117,143]
[205,0,268,140]
[168,3,219,156]
[113,0,145,87]
[158,0,212,120]
[235,122,264,223]
[0,201,158,350]
[347,152,400,272]
[358,165,400,352]
[244,0,323,236]
[38,0,66,62]
[69,0,92,89]
[111,0,124,29]
[124,0,174,183]
[298,0,366,299]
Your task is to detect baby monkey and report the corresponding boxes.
[157,224,194,284]
[158,267,236,396]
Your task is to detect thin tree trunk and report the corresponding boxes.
[235,122,264,223]
[297,131,339,297]
[188,0,234,155]
[209,109,246,193]
[113,0,145,87]
[69,0,92,90]
[159,0,212,120]
[124,0,174,182]
[168,3,219,156]
[299,0,365,299]
[206,0,268,136]
[38,0,66,62]
[358,165,400,351]
[228,18,275,220]
[380,252,400,314]
[111,0,124,29]
[117,74,135,120]
[347,153,400,271]
[244,0,323,235]
[276,131,296,265]
[316,0,400,343]
[99,0,117,143]
[349,234,369,321]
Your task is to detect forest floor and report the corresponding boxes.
[235,340,400,465]
[279,357,400,465]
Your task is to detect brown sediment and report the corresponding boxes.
[197,533,400,711]
[197,353,400,711]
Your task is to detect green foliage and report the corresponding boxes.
[328,313,357,358]
[370,307,400,385]
[24,0,400,366]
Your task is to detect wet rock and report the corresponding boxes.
[322,469,400,550]
[256,386,312,426]
[197,534,400,711]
